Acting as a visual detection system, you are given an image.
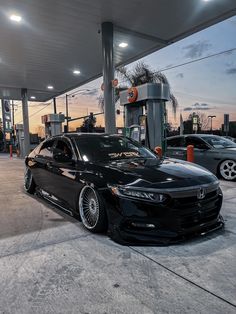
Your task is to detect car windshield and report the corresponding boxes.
[203,136,236,149]
[74,136,156,162]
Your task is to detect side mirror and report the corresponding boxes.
[53,151,71,162]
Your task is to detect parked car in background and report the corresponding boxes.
[25,133,223,245]
[166,134,236,181]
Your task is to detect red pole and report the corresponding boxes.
[9,144,13,158]
[155,146,162,158]
[187,145,194,162]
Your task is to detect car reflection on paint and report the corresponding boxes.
[166,134,236,181]
[25,133,224,245]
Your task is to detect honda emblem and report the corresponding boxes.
[197,188,206,200]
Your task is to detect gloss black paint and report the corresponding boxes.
[25,134,224,245]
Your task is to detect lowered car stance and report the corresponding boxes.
[25,134,224,245]
[166,134,236,181]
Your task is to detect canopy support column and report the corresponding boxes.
[21,88,30,155]
[102,22,116,134]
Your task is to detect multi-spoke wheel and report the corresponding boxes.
[219,160,236,181]
[24,167,36,194]
[79,185,107,233]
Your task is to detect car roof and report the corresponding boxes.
[167,134,218,139]
[59,133,124,139]
[64,132,121,137]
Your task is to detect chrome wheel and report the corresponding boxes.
[79,186,100,230]
[220,160,236,181]
[24,167,32,190]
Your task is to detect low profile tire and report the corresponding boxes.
[219,160,236,181]
[79,185,107,233]
[24,167,36,194]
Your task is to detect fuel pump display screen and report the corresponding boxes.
[130,127,140,142]
[139,115,146,142]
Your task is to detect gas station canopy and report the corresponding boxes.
[0,0,235,102]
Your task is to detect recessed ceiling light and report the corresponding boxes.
[73,69,81,75]
[30,96,36,100]
[10,14,22,22]
[119,42,128,48]
[47,85,54,90]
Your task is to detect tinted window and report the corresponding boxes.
[185,137,208,149]
[75,136,156,162]
[39,139,54,158]
[55,139,73,160]
[167,137,184,147]
[203,136,236,149]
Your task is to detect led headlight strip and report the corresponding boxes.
[109,185,166,203]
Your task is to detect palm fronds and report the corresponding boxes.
[98,61,178,117]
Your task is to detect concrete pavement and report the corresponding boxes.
[0,156,236,314]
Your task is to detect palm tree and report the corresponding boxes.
[98,61,178,117]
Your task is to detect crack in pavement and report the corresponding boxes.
[129,246,236,310]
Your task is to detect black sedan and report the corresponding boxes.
[25,133,224,245]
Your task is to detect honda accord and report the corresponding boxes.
[24,134,224,245]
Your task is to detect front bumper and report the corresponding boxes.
[102,185,224,245]
[109,215,224,246]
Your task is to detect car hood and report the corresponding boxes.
[99,158,217,188]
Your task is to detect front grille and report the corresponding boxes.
[176,190,217,205]
[171,190,221,230]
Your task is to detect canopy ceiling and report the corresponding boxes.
[0,0,235,101]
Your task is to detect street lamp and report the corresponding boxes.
[208,115,216,132]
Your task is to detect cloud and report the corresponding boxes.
[193,103,208,107]
[194,106,211,111]
[176,73,184,79]
[183,103,216,111]
[183,40,212,59]
[226,68,236,75]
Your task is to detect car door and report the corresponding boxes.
[166,137,186,160]
[33,138,56,191]
[46,137,82,210]
[184,136,216,172]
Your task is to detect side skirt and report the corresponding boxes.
[36,188,74,217]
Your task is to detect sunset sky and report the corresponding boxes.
[13,15,236,135]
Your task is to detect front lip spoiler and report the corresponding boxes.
[109,216,224,246]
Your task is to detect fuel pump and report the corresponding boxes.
[120,83,170,151]
[41,113,65,138]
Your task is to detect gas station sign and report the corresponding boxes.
[192,117,198,124]
[1,99,12,132]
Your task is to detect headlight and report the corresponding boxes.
[109,185,166,203]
